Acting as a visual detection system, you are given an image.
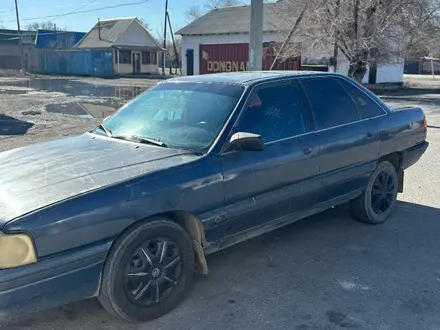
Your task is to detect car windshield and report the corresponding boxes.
[99,82,245,150]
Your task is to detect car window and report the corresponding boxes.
[301,78,360,130]
[237,83,307,143]
[338,79,386,118]
[103,83,244,149]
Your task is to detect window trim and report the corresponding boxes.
[220,78,311,155]
[142,51,158,65]
[297,76,388,133]
[118,50,131,64]
[339,76,390,115]
[336,77,388,119]
[298,77,363,131]
[142,51,151,64]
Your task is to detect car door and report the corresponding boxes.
[219,80,320,239]
[298,77,381,204]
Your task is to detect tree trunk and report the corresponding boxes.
[348,58,367,83]
[368,47,379,84]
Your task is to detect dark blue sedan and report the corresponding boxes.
[0,71,428,322]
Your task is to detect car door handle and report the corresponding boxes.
[366,132,374,138]
[302,147,312,154]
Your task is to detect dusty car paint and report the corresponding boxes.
[0,135,226,256]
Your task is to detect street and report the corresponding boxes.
[1,76,440,330]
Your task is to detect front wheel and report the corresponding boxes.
[350,161,398,224]
[98,218,194,321]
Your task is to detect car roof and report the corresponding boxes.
[164,71,348,86]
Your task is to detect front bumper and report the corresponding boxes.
[0,241,111,320]
[402,141,429,170]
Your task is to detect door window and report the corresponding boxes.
[338,79,386,119]
[301,78,360,130]
[237,83,307,142]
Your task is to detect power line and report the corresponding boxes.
[63,0,100,17]
[0,21,122,36]
[2,0,149,23]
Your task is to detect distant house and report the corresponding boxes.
[24,30,86,73]
[35,30,86,49]
[75,17,163,75]
[0,29,36,70]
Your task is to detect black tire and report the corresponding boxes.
[98,218,194,322]
[350,161,398,224]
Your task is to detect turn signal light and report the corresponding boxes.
[424,118,428,128]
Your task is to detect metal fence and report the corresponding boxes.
[44,50,114,76]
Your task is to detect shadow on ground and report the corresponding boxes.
[380,95,440,108]
[0,114,33,136]
[2,201,440,330]
[374,88,440,96]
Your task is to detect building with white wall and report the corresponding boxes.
[176,3,404,84]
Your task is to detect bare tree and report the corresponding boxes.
[185,5,204,22]
[185,0,244,22]
[137,18,150,29]
[154,25,182,74]
[277,0,440,82]
[25,21,65,31]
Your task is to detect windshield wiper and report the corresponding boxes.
[132,135,168,147]
[112,135,167,147]
[97,123,113,138]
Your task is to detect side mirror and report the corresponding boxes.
[228,132,264,151]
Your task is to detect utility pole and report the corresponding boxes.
[14,0,25,72]
[162,0,169,75]
[166,13,181,75]
[249,0,263,71]
[332,0,340,72]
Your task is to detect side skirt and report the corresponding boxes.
[204,189,363,255]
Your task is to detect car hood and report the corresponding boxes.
[0,133,198,226]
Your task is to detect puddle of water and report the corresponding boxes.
[2,78,148,118]
[0,78,147,100]
[46,102,117,119]
[0,89,28,95]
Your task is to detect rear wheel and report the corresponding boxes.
[350,161,398,224]
[98,218,194,321]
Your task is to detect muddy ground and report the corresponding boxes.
[0,75,166,151]
[1,74,440,330]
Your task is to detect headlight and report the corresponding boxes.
[0,234,37,269]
